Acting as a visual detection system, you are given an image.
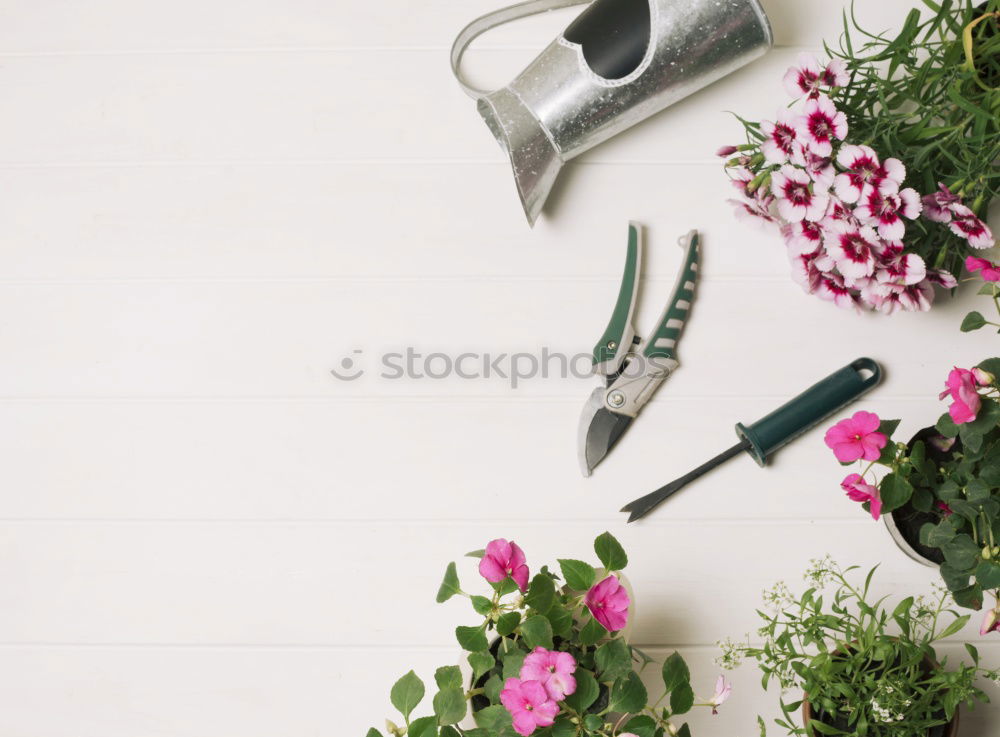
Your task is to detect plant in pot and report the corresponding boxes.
[717,558,997,736]
[717,0,997,313]
[822,270,1000,615]
[366,532,728,737]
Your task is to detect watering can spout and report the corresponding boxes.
[478,90,562,227]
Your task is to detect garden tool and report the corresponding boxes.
[578,223,699,476]
[621,357,884,521]
[450,0,773,225]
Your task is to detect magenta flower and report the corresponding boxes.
[980,601,1000,636]
[479,539,529,593]
[708,675,732,715]
[784,219,824,255]
[967,256,1000,282]
[833,145,904,204]
[841,473,882,521]
[936,500,954,517]
[824,411,887,462]
[797,95,847,157]
[939,367,984,424]
[949,205,996,249]
[761,109,805,166]
[585,575,630,632]
[925,269,958,289]
[788,246,835,294]
[921,183,963,223]
[782,54,848,98]
[815,271,858,309]
[823,222,880,281]
[771,165,828,223]
[520,647,577,701]
[855,182,922,240]
[500,678,559,736]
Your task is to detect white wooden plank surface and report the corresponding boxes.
[3,0,999,735]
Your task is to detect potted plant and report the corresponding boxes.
[822,266,1000,614]
[717,0,997,312]
[716,558,998,736]
[365,532,729,737]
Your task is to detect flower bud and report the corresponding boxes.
[994,546,1000,556]
[716,145,740,157]
[984,546,992,559]
[667,724,679,736]
[973,367,994,386]
[386,720,403,737]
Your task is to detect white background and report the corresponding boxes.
[1,0,999,735]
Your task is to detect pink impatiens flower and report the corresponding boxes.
[797,95,848,157]
[585,575,630,632]
[479,539,529,593]
[782,53,848,98]
[520,648,577,701]
[500,678,559,736]
[841,473,882,521]
[939,367,984,424]
[949,205,996,249]
[967,256,1000,282]
[824,411,887,462]
[771,165,828,223]
[707,675,732,715]
[936,500,954,517]
[761,109,805,165]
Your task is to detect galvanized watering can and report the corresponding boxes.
[451,0,774,225]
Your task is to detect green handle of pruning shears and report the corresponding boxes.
[642,230,699,361]
[735,357,883,467]
[592,223,640,367]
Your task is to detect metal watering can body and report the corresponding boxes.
[452,0,773,225]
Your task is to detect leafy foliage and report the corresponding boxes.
[369,532,707,737]
[720,561,997,736]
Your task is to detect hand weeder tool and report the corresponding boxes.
[620,357,883,522]
[578,223,700,476]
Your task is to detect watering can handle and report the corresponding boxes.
[450,0,591,98]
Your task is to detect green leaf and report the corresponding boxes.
[439,728,460,737]
[669,682,695,715]
[879,473,913,513]
[484,673,502,704]
[924,520,955,548]
[434,666,462,690]
[465,549,485,559]
[877,418,901,438]
[622,715,657,737]
[940,562,972,592]
[456,626,488,653]
[436,562,461,603]
[501,650,527,680]
[676,725,692,737]
[937,413,960,438]
[943,535,980,570]
[937,614,971,640]
[473,705,515,736]
[564,669,599,713]
[583,714,604,731]
[609,671,647,714]
[545,607,573,639]
[965,642,980,664]
[390,671,425,721]
[524,574,556,614]
[952,583,984,610]
[967,478,992,504]
[577,616,607,646]
[408,716,438,737]
[557,559,596,591]
[977,359,1000,380]
[468,651,495,681]
[595,638,632,681]
[961,311,987,332]
[433,687,467,726]
[470,596,492,616]
[550,716,576,737]
[594,532,628,571]
[808,719,843,735]
[496,612,521,637]
[661,652,690,692]
[520,615,554,650]
[366,729,383,737]
[977,560,1000,589]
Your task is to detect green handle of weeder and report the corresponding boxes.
[642,230,700,361]
[735,357,882,467]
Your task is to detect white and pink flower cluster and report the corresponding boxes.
[722,53,995,313]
